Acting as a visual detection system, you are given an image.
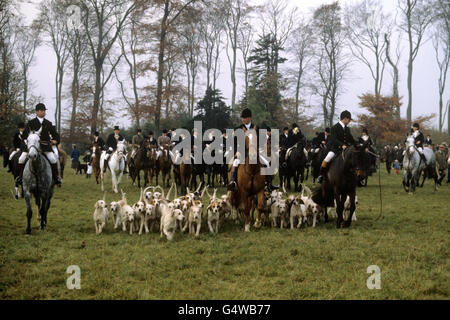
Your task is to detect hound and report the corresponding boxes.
[110,201,121,229]
[188,201,203,237]
[289,197,307,230]
[160,205,184,241]
[207,199,221,234]
[93,193,108,234]
[118,190,136,235]
[270,199,288,228]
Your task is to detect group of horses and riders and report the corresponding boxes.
[4,101,439,233]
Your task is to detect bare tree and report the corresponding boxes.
[384,27,403,117]
[260,0,296,75]
[199,6,225,90]
[313,2,350,127]
[153,0,199,135]
[433,1,450,133]
[223,0,252,116]
[115,11,144,128]
[288,18,315,121]
[398,0,435,123]
[79,0,137,134]
[15,21,42,118]
[344,0,389,96]
[66,21,90,140]
[179,9,202,117]
[237,21,253,97]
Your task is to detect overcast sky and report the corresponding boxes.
[20,0,449,132]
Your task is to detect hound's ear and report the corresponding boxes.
[299,199,305,205]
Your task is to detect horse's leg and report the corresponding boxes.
[343,192,356,228]
[137,168,141,188]
[25,192,33,234]
[244,196,251,232]
[294,171,299,192]
[40,196,50,230]
[254,191,264,229]
[335,193,344,228]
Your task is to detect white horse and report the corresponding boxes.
[403,135,437,194]
[100,141,126,193]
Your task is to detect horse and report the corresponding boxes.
[130,139,151,188]
[309,147,327,184]
[57,144,67,179]
[284,145,307,192]
[228,132,266,232]
[147,146,158,185]
[312,144,369,228]
[402,136,437,194]
[8,151,23,199]
[22,132,55,234]
[100,140,126,193]
[91,143,102,184]
[157,144,171,187]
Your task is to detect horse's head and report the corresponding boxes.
[347,143,371,179]
[27,132,41,160]
[405,135,415,148]
[116,141,126,159]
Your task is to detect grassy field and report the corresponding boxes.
[0,162,448,299]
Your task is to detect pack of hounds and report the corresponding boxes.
[93,183,358,241]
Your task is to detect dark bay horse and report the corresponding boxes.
[157,144,171,187]
[91,143,102,184]
[284,146,307,192]
[130,139,151,188]
[312,144,369,228]
[23,133,55,234]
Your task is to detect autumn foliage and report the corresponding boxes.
[358,94,435,146]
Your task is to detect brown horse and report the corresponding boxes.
[157,144,172,187]
[130,139,151,188]
[179,159,192,196]
[228,135,266,232]
[57,145,67,179]
[91,143,102,184]
[147,146,158,185]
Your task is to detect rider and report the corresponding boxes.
[130,129,144,160]
[16,103,62,187]
[147,130,158,148]
[156,129,174,161]
[410,123,427,164]
[317,110,355,183]
[104,126,125,170]
[227,108,279,192]
[8,122,26,171]
[285,123,307,161]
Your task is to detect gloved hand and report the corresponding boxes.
[109,147,113,151]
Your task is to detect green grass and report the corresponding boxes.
[0,162,449,299]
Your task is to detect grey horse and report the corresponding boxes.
[403,135,437,194]
[23,132,55,234]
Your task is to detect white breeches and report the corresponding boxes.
[417,147,423,154]
[232,155,269,167]
[324,151,335,163]
[9,149,19,160]
[18,151,57,164]
[52,146,59,159]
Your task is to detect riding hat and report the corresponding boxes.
[412,123,420,129]
[340,110,352,120]
[241,108,252,118]
[114,126,120,131]
[94,131,99,136]
[148,130,153,135]
[18,122,25,128]
[35,103,47,111]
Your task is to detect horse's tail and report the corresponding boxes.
[312,184,334,207]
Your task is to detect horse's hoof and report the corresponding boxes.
[26,229,31,235]
[244,224,250,232]
[254,220,261,229]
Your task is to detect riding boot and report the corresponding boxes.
[51,163,62,187]
[123,159,128,174]
[317,161,328,184]
[420,153,427,165]
[266,175,279,192]
[227,166,238,191]
[15,163,25,184]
